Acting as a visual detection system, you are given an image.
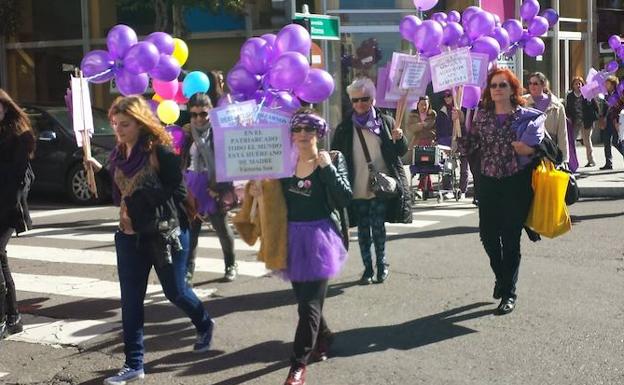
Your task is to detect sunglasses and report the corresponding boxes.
[489,82,509,89]
[351,96,371,103]
[291,125,317,133]
[190,111,209,119]
[528,81,542,86]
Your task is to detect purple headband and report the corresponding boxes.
[290,112,328,138]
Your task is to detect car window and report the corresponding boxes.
[23,108,56,135]
[48,108,114,136]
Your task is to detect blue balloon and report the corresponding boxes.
[182,71,211,98]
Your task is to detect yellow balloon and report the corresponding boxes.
[152,93,163,102]
[172,38,189,66]
[156,100,180,124]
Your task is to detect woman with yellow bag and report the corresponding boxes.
[459,68,545,315]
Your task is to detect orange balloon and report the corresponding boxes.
[152,94,164,102]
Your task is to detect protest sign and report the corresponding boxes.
[468,52,489,89]
[210,100,257,129]
[386,53,429,101]
[213,123,293,182]
[255,108,292,125]
[429,47,473,92]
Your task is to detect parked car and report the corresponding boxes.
[23,104,115,204]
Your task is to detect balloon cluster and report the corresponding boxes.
[581,35,624,104]
[224,24,335,111]
[400,0,559,61]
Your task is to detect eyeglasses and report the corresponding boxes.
[528,81,542,86]
[351,96,371,103]
[190,111,209,119]
[489,82,509,89]
[291,125,317,133]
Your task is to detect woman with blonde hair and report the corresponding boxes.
[86,96,214,385]
[0,88,35,339]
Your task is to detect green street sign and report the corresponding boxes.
[294,13,340,41]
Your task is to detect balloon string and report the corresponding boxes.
[253,97,266,123]
[84,68,114,82]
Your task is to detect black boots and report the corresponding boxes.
[359,264,374,285]
[7,314,23,334]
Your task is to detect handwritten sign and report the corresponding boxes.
[386,52,429,101]
[210,100,257,129]
[213,123,293,182]
[256,108,292,125]
[429,47,473,93]
[71,76,94,147]
[468,52,489,89]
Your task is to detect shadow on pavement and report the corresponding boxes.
[570,211,624,223]
[332,301,492,358]
[388,226,479,240]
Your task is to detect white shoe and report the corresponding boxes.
[459,193,466,200]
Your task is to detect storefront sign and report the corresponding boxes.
[429,47,473,93]
[496,56,516,73]
[213,123,293,182]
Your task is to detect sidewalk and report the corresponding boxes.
[573,142,624,198]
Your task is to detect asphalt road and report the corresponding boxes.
[1,196,623,385]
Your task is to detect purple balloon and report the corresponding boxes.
[148,54,181,81]
[457,34,473,48]
[81,50,115,84]
[520,0,540,21]
[275,24,311,56]
[493,14,501,26]
[241,37,273,75]
[226,66,260,94]
[447,10,461,23]
[106,25,138,60]
[431,12,448,23]
[617,82,624,96]
[541,8,559,27]
[490,27,510,51]
[607,93,619,107]
[400,15,422,42]
[294,69,335,103]
[145,32,174,55]
[461,85,481,109]
[273,91,301,113]
[608,35,622,51]
[471,36,501,62]
[528,16,549,37]
[606,60,620,73]
[503,19,524,43]
[166,125,185,153]
[217,93,233,107]
[617,46,624,60]
[466,11,495,40]
[461,6,481,27]
[254,90,275,106]
[412,0,438,11]
[116,70,149,96]
[147,100,159,115]
[413,20,443,52]
[261,33,277,47]
[421,46,442,58]
[269,52,310,90]
[524,37,545,57]
[123,41,159,75]
[442,22,464,46]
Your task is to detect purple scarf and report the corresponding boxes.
[352,108,381,135]
[108,136,150,205]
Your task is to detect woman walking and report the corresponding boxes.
[0,89,34,338]
[331,78,411,285]
[459,69,545,315]
[565,77,599,167]
[181,93,238,284]
[86,96,214,385]
[407,95,437,196]
[251,108,351,385]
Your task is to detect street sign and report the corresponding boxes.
[294,13,340,41]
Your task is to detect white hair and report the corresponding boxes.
[346,77,376,99]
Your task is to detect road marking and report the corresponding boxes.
[29,207,113,219]
[6,314,118,347]
[7,245,268,277]
[0,373,8,378]
[19,222,120,236]
[12,273,215,300]
[16,230,260,251]
[414,209,475,217]
[386,220,439,228]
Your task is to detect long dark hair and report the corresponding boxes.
[0,88,35,157]
[481,68,526,111]
[207,70,224,107]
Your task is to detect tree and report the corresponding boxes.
[116,0,246,36]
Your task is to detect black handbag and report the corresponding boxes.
[325,151,350,250]
[355,127,399,199]
[563,170,579,206]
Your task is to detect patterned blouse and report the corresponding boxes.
[459,107,544,179]
[114,162,160,233]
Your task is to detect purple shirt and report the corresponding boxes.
[532,93,550,112]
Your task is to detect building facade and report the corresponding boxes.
[0,0,622,127]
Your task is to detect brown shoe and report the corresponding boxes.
[284,364,306,385]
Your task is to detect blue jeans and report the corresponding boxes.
[115,229,212,370]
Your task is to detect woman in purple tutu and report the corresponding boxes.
[252,108,351,385]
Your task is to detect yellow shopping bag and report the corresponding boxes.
[525,159,572,238]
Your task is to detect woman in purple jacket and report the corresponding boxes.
[459,68,545,315]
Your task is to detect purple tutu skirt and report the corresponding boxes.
[184,170,217,216]
[283,218,348,282]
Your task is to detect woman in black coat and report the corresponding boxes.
[0,88,35,339]
[331,78,411,285]
[565,76,599,167]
